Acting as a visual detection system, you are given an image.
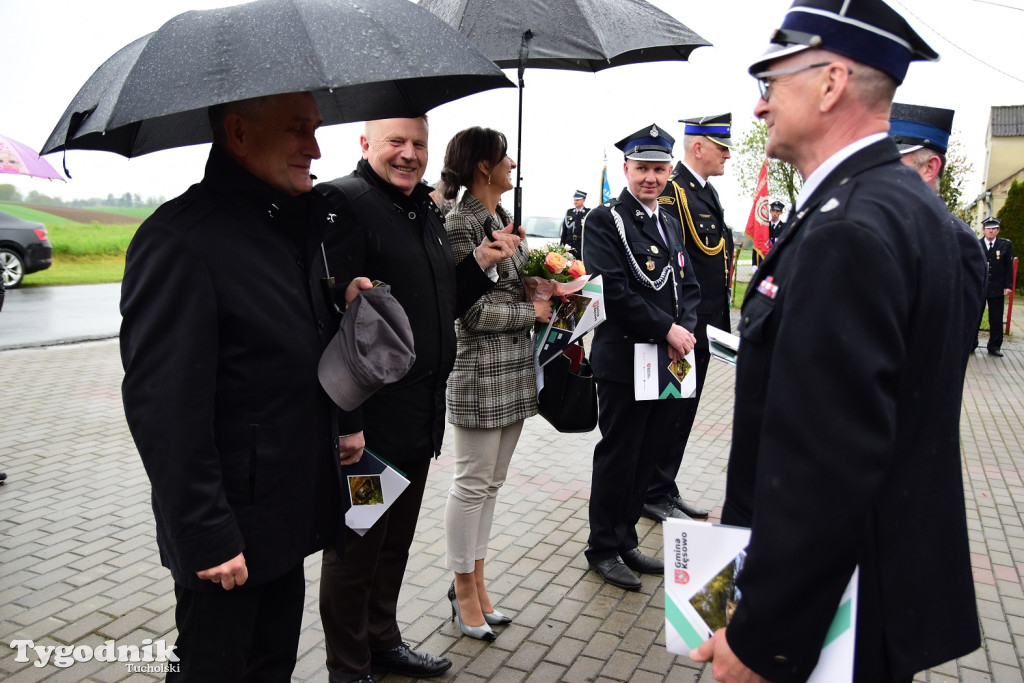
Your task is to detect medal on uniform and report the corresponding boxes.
[646,258,656,271]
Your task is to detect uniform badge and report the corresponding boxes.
[635,209,644,219]
[646,259,656,271]
[326,213,336,224]
[651,245,659,254]
[756,275,779,299]
[820,197,840,213]
[650,124,659,137]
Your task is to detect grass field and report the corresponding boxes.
[0,202,82,226]
[26,256,125,287]
[77,206,155,219]
[47,224,138,257]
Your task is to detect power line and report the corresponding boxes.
[972,0,1024,11]
[889,0,1024,85]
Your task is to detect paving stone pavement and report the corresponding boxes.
[0,310,1021,682]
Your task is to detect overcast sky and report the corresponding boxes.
[2,0,1023,224]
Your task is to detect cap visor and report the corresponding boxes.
[625,150,673,161]
[749,43,812,75]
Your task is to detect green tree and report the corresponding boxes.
[0,184,22,202]
[997,179,1024,292]
[940,136,972,216]
[734,119,802,207]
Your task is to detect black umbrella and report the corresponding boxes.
[41,0,513,159]
[419,0,710,227]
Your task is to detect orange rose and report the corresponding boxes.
[544,251,568,274]
[567,259,586,279]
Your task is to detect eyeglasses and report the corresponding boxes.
[754,61,832,102]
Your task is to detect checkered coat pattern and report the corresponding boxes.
[445,192,538,428]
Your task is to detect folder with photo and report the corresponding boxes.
[707,325,740,366]
[342,448,410,536]
[663,518,857,682]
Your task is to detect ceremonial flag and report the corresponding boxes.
[745,160,771,259]
[601,155,611,203]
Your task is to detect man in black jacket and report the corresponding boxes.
[316,116,518,683]
[581,124,701,591]
[121,92,351,679]
[693,1,980,680]
[979,216,1014,356]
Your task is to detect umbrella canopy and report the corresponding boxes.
[0,134,64,181]
[419,0,709,226]
[41,0,513,158]
[420,0,709,71]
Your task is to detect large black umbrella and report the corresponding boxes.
[41,0,513,159]
[419,0,710,226]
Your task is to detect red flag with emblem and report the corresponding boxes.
[745,160,771,259]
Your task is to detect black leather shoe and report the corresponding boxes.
[670,495,709,519]
[370,642,451,678]
[589,556,641,590]
[621,548,663,574]
[641,500,689,522]
[989,349,1004,357]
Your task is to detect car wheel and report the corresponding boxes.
[1,248,25,289]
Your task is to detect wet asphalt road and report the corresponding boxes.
[0,283,121,350]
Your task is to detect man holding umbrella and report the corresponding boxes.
[316,117,519,682]
[121,92,354,679]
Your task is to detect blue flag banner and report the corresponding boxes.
[601,165,611,203]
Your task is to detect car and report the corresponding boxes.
[522,215,563,251]
[0,209,53,288]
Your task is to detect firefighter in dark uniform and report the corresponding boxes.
[767,199,786,246]
[692,0,980,679]
[580,124,701,591]
[560,190,589,258]
[889,101,987,367]
[642,113,735,523]
[979,216,1014,356]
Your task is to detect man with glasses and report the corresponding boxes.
[644,113,735,524]
[692,1,980,681]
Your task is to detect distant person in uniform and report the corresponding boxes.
[979,216,1014,356]
[767,199,786,247]
[889,102,986,366]
[560,190,589,258]
[644,113,736,524]
[692,0,980,680]
[752,200,786,268]
[581,124,700,591]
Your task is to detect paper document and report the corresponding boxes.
[663,518,857,683]
[535,275,606,369]
[342,448,410,536]
[706,325,740,366]
[633,344,696,400]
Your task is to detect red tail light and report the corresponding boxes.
[34,228,49,241]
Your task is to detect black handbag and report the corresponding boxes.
[538,342,598,433]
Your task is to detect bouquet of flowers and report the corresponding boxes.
[519,243,590,301]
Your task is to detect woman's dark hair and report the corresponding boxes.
[436,127,508,201]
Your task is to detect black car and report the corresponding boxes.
[0,209,52,288]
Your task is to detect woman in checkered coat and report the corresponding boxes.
[437,127,553,641]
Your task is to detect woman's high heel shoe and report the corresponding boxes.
[483,609,513,626]
[448,582,496,641]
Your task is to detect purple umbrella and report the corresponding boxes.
[0,134,64,181]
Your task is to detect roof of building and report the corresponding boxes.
[991,105,1024,137]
